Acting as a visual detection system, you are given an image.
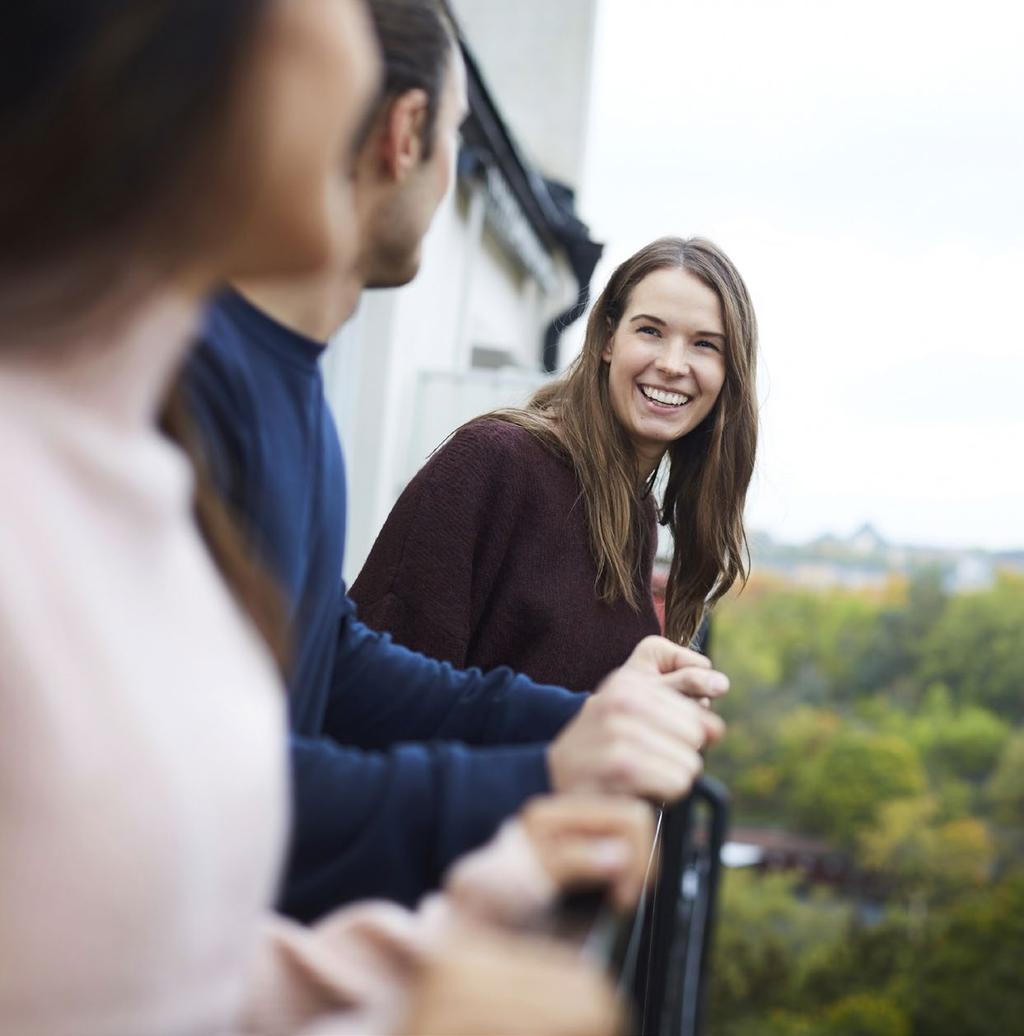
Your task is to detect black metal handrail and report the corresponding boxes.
[632,777,730,1036]
[559,777,730,1036]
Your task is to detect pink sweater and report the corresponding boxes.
[0,298,287,1034]
[0,298,563,1035]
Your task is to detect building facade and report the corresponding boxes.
[325,2,601,581]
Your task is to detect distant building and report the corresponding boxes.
[725,827,852,887]
[994,550,1024,576]
[326,1,602,581]
[846,522,887,556]
[750,525,1011,594]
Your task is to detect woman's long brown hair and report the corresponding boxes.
[482,237,759,645]
[161,381,289,671]
[0,3,289,666]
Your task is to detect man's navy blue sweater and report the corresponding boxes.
[185,291,583,921]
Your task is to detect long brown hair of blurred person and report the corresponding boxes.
[1,3,272,333]
[481,237,759,645]
[160,383,289,670]
[0,2,288,667]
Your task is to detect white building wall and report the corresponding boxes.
[327,178,577,583]
[453,0,599,187]
[465,227,542,366]
[325,6,600,584]
[327,184,464,583]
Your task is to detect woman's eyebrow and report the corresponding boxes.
[630,313,725,340]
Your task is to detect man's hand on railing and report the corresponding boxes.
[547,643,726,803]
[622,635,730,704]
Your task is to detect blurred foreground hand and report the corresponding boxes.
[519,794,655,911]
[402,926,624,1036]
[445,794,656,926]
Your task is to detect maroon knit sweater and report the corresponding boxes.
[350,419,661,692]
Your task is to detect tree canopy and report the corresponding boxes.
[706,570,1024,1035]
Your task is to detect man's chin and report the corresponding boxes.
[364,267,419,291]
[361,248,422,291]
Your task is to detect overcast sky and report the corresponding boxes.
[578,0,1023,551]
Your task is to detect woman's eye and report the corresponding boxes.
[697,339,722,352]
[637,325,661,337]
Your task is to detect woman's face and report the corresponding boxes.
[208,0,381,283]
[601,267,727,474]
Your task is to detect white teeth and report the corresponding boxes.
[640,385,690,407]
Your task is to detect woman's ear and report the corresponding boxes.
[600,317,615,362]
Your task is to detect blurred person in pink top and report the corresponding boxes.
[0,3,656,1035]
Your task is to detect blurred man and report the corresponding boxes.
[186,0,726,923]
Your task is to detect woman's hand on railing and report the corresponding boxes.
[403,925,625,1036]
[518,794,656,911]
[443,794,656,927]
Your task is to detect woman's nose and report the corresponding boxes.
[656,340,690,377]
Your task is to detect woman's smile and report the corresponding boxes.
[637,383,692,408]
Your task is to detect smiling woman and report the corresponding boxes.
[351,237,759,687]
[603,266,729,478]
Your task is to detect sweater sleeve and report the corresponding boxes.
[281,734,555,920]
[247,822,557,1035]
[350,421,529,668]
[324,592,582,749]
[281,597,584,921]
